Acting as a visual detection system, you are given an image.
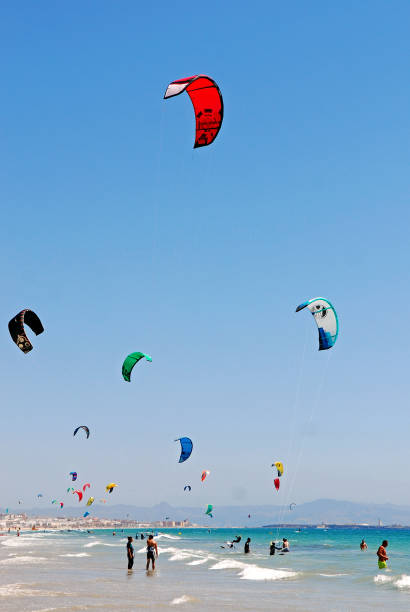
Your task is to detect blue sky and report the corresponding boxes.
[1,1,410,512]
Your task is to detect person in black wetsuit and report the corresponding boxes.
[244,538,251,554]
[140,533,145,540]
[270,541,276,555]
[232,536,242,544]
[126,537,134,570]
[146,535,158,570]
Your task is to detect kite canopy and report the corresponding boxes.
[164,75,223,148]
[67,487,74,493]
[60,502,64,508]
[69,472,77,482]
[86,497,94,506]
[74,490,83,502]
[175,437,193,463]
[272,462,284,477]
[83,483,91,492]
[8,309,44,353]
[74,425,90,439]
[51,500,57,504]
[83,511,90,517]
[274,478,280,492]
[106,483,118,494]
[122,352,152,382]
[184,485,191,492]
[201,470,210,482]
[296,297,339,351]
[100,498,107,503]
[205,504,213,517]
[37,493,43,498]
[290,502,296,511]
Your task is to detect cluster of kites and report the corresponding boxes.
[6,73,340,521]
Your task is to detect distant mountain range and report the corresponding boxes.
[4,499,410,527]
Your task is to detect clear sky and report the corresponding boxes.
[1,1,409,512]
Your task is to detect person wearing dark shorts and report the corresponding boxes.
[146,534,158,570]
[126,537,134,570]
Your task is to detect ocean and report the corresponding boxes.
[1,527,409,611]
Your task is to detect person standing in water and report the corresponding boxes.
[360,539,368,551]
[377,540,389,569]
[126,537,134,570]
[244,537,251,554]
[146,534,158,570]
[282,538,290,552]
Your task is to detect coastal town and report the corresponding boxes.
[0,512,191,532]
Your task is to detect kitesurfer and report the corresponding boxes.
[244,538,251,554]
[377,540,389,569]
[360,539,368,551]
[146,535,158,570]
[140,533,145,540]
[127,537,134,570]
[232,536,241,544]
[281,538,290,552]
[269,541,276,555]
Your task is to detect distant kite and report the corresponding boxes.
[74,490,83,502]
[8,309,44,353]
[122,352,152,382]
[184,485,191,492]
[274,478,280,492]
[74,425,90,439]
[60,502,64,508]
[201,470,210,482]
[106,483,118,494]
[164,75,224,148]
[83,511,90,518]
[82,483,91,492]
[205,504,213,518]
[69,472,77,482]
[296,297,339,351]
[272,462,284,477]
[86,497,94,506]
[175,437,193,463]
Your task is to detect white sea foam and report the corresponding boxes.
[187,556,215,566]
[1,537,30,548]
[170,594,197,605]
[239,566,297,581]
[0,583,71,599]
[374,574,393,584]
[0,583,53,597]
[210,559,297,581]
[319,573,348,577]
[156,533,181,540]
[83,541,102,548]
[210,559,248,571]
[395,575,410,589]
[0,555,47,565]
[59,553,90,558]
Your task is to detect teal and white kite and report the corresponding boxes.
[296,297,338,350]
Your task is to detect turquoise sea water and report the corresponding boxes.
[1,527,409,611]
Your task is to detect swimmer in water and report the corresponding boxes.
[146,535,158,571]
[377,540,388,569]
[360,539,368,551]
[126,537,134,570]
[244,537,251,554]
[281,538,290,552]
